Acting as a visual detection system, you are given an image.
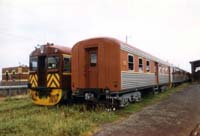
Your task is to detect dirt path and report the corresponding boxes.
[94,84,200,136]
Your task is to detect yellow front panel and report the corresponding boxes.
[47,73,60,88]
[29,73,62,106]
[29,89,62,106]
[29,74,38,87]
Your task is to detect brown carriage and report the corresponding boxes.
[71,37,171,107]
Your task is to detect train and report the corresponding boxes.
[28,43,71,106]
[71,37,190,107]
[28,37,190,107]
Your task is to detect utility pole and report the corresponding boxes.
[125,35,132,44]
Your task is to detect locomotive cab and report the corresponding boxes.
[29,43,71,106]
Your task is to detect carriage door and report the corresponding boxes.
[86,48,98,88]
[38,56,46,86]
[155,62,159,85]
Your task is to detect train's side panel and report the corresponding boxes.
[173,74,186,83]
[102,41,121,91]
[121,72,156,90]
[172,68,185,83]
[158,64,170,85]
[171,67,190,84]
[119,43,172,90]
[170,67,174,84]
[120,50,128,71]
[120,44,158,90]
[71,44,80,89]
[159,74,169,85]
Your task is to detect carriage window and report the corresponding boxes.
[128,55,134,70]
[139,58,143,72]
[159,66,162,73]
[146,60,150,72]
[30,57,38,71]
[90,53,97,66]
[166,67,168,74]
[64,57,71,72]
[48,56,59,69]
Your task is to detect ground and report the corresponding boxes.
[94,84,200,136]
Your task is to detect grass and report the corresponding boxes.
[0,83,190,136]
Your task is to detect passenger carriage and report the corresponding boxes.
[171,67,190,86]
[71,37,171,107]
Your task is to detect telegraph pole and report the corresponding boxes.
[125,35,132,44]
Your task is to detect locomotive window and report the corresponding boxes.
[139,58,143,72]
[90,53,97,66]
[64,57,71,72]
[48,56,59,69]
[30,57,38,71]
[146,60,150,72]
[128,55,134,70]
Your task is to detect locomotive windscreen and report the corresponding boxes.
[48,56,59,69]
[30,57,38,71]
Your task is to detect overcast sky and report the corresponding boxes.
[0,0,200,79]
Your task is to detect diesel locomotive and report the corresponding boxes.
[28,43,71,106]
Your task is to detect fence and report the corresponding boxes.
[0,85,28,97]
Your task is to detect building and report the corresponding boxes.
[1,66,29,86]
[190,60,200,82]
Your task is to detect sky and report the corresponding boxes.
[0,0,200,79]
